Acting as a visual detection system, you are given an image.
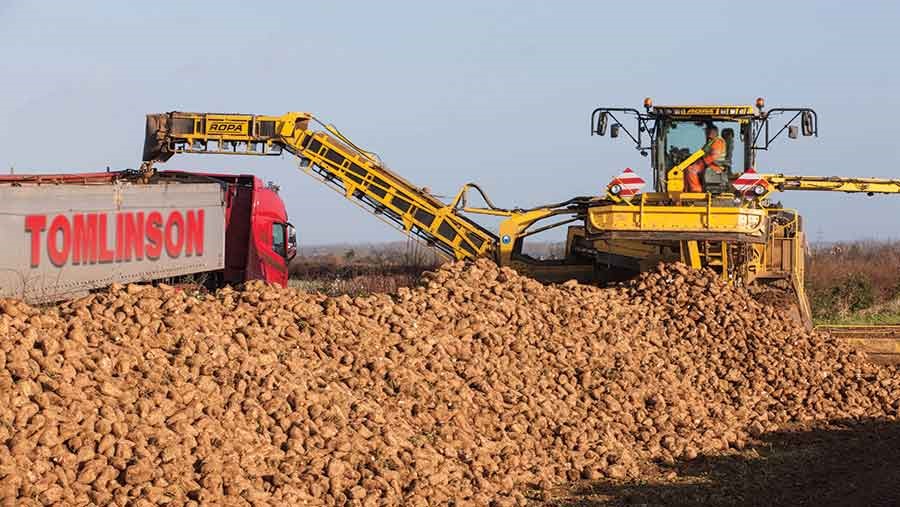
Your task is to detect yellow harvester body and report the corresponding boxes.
[141,103,900,359]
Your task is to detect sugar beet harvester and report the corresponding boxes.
[140,101,900,334]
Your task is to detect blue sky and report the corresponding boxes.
[1,0,899,244]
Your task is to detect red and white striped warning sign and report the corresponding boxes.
[732,167,769,197]
[608,168,646,199]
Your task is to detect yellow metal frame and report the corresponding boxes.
[680,241,701,268]
[446,201,571,266]
[664,148,705,193]
[144,112,497,261]
[591,238,670,260]
[762,174,900,195]
[765,209,811,326]
[653,104,756,118]
[759,208,802,275]
[145,111,606,267]
[587,193,767,238]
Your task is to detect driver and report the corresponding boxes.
[684,123,726,192]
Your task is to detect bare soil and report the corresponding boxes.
[546,419,900,506]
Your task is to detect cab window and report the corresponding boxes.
[664,120,744,175]
[272,223,286,257]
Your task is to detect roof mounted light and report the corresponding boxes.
[643,97,653,110]
[755,97,765,110]
[609,183,623,195]
[753,184,767,195]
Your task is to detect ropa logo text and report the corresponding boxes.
[208,122,246,134]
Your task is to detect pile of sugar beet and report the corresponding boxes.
[2,260,899,506]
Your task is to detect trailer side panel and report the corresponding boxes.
[0,182,226,302]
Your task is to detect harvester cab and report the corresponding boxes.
[590,98,818,198]
[583,97,900,330]
[582,98,823,327]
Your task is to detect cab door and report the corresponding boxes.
[260,221,296,287]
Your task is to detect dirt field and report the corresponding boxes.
[544,418,900,506]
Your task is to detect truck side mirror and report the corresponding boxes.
[595,112,608,136]
[286,223,297,261]
[788,125,799,139]
[801,111,814,136]
[610,124,621,139]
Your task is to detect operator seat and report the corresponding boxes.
[703,127,735,193]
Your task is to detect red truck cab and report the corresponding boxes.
[165,171,296,287]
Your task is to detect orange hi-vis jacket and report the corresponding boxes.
[701,135,727,171]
